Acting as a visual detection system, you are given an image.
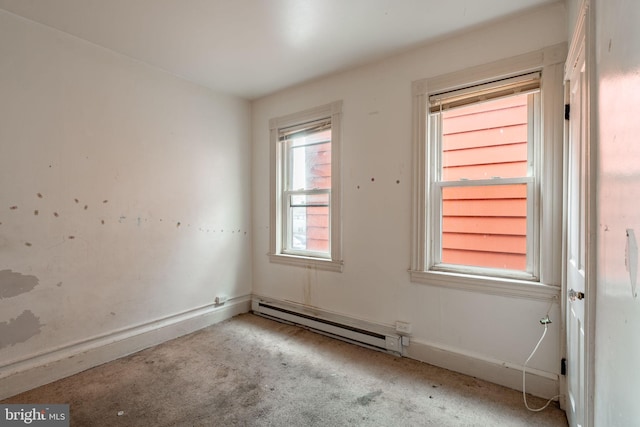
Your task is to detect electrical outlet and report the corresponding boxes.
[215,296,227,305]
[396,321,412,334]
[539,315,552,325]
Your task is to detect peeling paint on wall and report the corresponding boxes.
[0,310,44,349]
[0,270,40,298]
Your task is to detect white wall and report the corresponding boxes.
[593,0,640,424]
[0,9,252,392]
[252,4,567,396]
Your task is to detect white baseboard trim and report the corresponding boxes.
[0,295,251,400]
[250,296,559,399]
[405,338,560,400]
[1,294,559,402]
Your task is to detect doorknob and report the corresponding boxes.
[569,289,585,301]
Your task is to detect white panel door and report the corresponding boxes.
[566,36,587,427]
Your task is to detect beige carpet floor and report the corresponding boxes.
[3,313,568,426]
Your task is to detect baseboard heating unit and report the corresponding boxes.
[251,299,402,355]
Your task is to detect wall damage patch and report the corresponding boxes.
[0,310,44,349]
[0,270,40,299]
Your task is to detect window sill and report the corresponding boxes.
[268,253,343,272]
[409,269,560,301]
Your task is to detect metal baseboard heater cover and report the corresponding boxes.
[252,299,402,355]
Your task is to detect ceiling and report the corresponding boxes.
[0,0,561,99]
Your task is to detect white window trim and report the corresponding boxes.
[269,101,343,272]
[409,44,566,300]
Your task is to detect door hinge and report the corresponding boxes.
[561,358,567,376]
[565,104,570,121]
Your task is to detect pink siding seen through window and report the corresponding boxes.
[440,94,529,270]
[288,129,331,253]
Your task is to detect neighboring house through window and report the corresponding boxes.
[410,45,566,298]
[269,101,343,272]
[430,75,539,278]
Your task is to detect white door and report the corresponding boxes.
[565,34,588,427]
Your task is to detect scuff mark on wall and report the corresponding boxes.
[0,310,44,349]
[0,270,40,298]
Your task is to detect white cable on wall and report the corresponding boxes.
[522,299,561,412]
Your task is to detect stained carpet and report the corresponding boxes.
[3,313,568,426]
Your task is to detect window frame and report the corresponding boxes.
[429,89,540,281]
[268,101,343,272]
[409,45,566,299]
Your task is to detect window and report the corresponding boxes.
[410,46,565,298]
[430,76,540,278]
[269,101,343,272]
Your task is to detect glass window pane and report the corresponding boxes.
[441,184,527,270]
[440,94,528,181]
[286,129,331,191]
[289,204,330,253]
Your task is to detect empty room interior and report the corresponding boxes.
[1,0,639,426]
